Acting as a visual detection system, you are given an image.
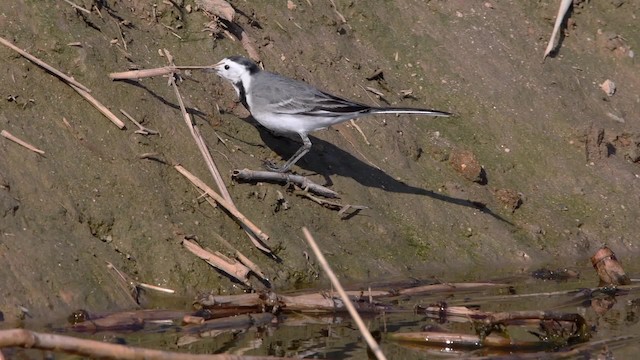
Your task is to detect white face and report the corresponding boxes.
[213,58,247,84]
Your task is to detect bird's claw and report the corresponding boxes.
[263,160,288,173]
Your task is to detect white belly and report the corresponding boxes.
[252,112,340,135]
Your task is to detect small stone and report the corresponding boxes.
[600,79,616,96]
[449,149,486,184]
[493,188,522,212]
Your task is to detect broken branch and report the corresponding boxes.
[232,168,340,198]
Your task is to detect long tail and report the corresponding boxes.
[369,107,452,117]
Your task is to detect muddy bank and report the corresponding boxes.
[0,0,638,321]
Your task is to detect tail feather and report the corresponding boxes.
[369,107,452,117]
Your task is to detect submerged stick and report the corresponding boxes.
[388,331,546,350]
[0,328,288,359]
[0,36,91,93]
[302,227,387,360]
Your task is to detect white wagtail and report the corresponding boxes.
[213,56,452,173]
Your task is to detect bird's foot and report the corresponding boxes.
[263,160,289,173]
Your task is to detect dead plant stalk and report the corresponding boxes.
[302,227,387,360]
[168,71,272,254]
[1,130,45,155]
[174,165,269,243]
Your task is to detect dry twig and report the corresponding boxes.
[295,190,367,217]
[182,239,251,286]
[232,168,340,198]
[302,227,387,360]
[1,130,45,155]
[119,109,159,135]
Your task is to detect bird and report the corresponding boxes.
[213,55,452,173]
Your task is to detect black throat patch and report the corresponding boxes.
[234,80,250,111]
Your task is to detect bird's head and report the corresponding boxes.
[213,56,260,84]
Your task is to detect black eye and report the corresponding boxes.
[224,65,230,70]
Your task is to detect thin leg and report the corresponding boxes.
[265,134,312,173]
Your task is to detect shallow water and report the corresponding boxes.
[5,265,640,359]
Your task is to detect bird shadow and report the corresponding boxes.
[255,128,512,225]
[118,80,209,122]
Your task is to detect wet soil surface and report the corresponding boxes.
[0,0,639,348]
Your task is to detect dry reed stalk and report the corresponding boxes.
[119,109,158,135]
[108,65,214,80]
[1,130,45,155]
[0,36,91,93]
[137,283,175,294]
[234,251,268,281]
[175,165,269,243]
[69,84,126,129]
[169,73,272,254]
[302,227,387,360]
[208,232,269,282]
[182,239,251,286]
[62,0,91,14]
[182,315,205,325]
[168,73,231,202]
[0,36,126,129]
